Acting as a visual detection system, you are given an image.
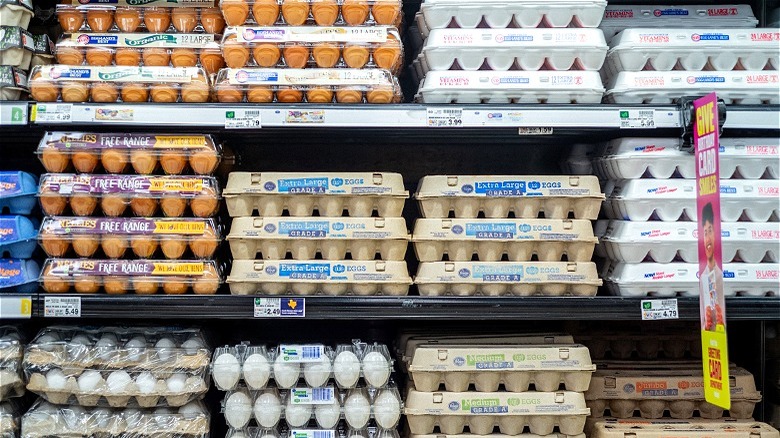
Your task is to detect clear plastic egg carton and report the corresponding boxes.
[224,172,408,218]
[0,0,33,28]
[414,262,601,297]
[212,342,394,391]
[412,219,597,262]
[590,418,780,438]
[0,172,37,216]
[21,399,210,438]
[0,215,37,259]
[56,4,226,34]
[220,0,402,28]
[0,258,39,293]
[0,399,22,438]
[604,262,779,297]
[0,327,23,401]
[222,385,402,429]
[576,332,701,360]
[0,65,28,101]
[604,179,779,222]
[228,428,400,438]
[228,217,408,261]
[604,71,780,104]
[405,390,590,436]
[594,137,780,180]
[415,176,604,220]
[0,26,34,69]
[602,220,779,263]
[415,71,605,104]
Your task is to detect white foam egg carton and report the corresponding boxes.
[416,71,605,104]
[576,333,701,360]
[415,175,604,220]
[595,137,780,180]
[412,219,597,262]
[604,70,780,104]
[605,262,779,298]
[224,172,408,218]
[605,179,779,222]
[414,262,601,297]
[228,260,412,296]
[228,217,409,261]
[418,29,607,72]
[405,390,590,436]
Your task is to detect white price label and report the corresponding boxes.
[641,299,679,320]
[620,109,656,129]
[427,107,463,127]
[225,109,262,129]
[35,104,72,123]
[44,296,81,318]
[0,296,32,319]
[254,297,305,318]
[290,387,336,404]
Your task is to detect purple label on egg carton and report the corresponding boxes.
[42,175,213,196]
[0,174,22,197]
[43,217,209,235]
[48,259,205,276]
[90,175,152,193]
[42,133,211,150]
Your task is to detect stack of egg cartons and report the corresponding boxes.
[0,171,40,294]
[20,326,212,437]
[412,0,609,104]
[0,0,34,101]
[0,327,25,438]
[34,132,224,296]
[412,175,603,297]
[225,172,412,296]
[595,136,779,299]
[211,341,403,438]
[599,4,779,104]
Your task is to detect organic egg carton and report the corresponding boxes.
[0,26,34,69]
[56,4,226,34]
[228,217,409,261]
[0,258,39,293]
[594,137,780,180]
[412,219,597,262]
[590,418,780,438]
[415,71,605,104]
[0,171,37,216]
[0,0,33,28]
[229,428,401,438]
[224,172,408,218]
[604,179,779,222]
[604,70,780,104]
[576,333,700,360]
[414,262,601,297]
[0,215,37,259]
[21,399,210,437]
[415,176,604,220]
[228,260,411,296]
[604,262,779,297]
[405,390,590,436]
[0,400,22,438]
[0,65,28,101]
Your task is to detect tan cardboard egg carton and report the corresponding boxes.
[576,333,700,360]
[0,369,23,400]
[407,344,595,392]
[415,176,604,220]
[589,418,780,438]
[412,219,597,262]
[405,390,590,436]
[224,172,408,217]
[411,434,584,438]
[228,216,410,260]
[0,400,21,437]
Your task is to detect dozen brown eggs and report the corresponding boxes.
[40,228,219,259]
[38,191,219,218]
[57,5,225,34]
[220,0,401,26]
[215,81,398,103]
[55,45,225,75]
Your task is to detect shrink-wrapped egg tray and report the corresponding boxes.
[0,0,33,28]
[0,369,23,401]
[575,333,701,360]
[0,25,34,69]
[0,327,24,401]
[228,427,401,438]
[0,399,22,438]
[56,4,226,34]
[0,65,28,100]
[588,418,780,438]
[219,0,402,28]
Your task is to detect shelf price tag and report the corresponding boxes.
[225,109,262,129]
[641,299,678,320]
[254,297,305,318]
[34,104,72,123]
[619,109,655,128]
[44,296,81,318]
[0,296,32,319]
[427,107,463,127]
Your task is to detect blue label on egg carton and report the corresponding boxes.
[279,221,330,238]
[0,259,25,287]
[277,177,329,194]
[280,344,325,362]
[472,264,524,282]
[464,223,516,239]
[474,181,526,197]
[0,174,23,197]
[0,217,20,243]
[279,263,331,279]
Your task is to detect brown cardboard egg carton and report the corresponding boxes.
[224,172,408,217]
[576,333,701,360]
[411,434,584,438]
[405,390,590,436]
[412,219,597,262]
[588,418,780,438]
[228,216,409,260]
[415,176,604,220]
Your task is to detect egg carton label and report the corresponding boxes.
[280,345,325,362]
[225,68,393,86]
[40,174,216,196]
[42,217,210,235]
[230,217,407,240]
[291,387,336,404]
[290,431,337,438]
[225,172,407,196]
[63,0,215,7]
[0,174,23,197]
[415,262,600,285]
[430,28,604,47]
[0,66,27,89]
[405,390,589,416]
[590,419,779,438]
[45,259,207,276]
[42,133,214,150]
[0,259,26,287]
[414,219,595,242]
[409,344,593,372]
[35,65,200,83]
[235,26,390,43]
[64,33,217,48]
[601,4,755,21]
[0,26,34,51]
[0,217,20,243]
[416,175,602,199]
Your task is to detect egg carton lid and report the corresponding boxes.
[604,70,779,97]
[226,26,399,44]
[414,262,600,286]
[405,390,589,416]
[604,262,779,285]
[228,217,409,241]
[30,65,209,83]
[57,33,220,49]
[589,418,778,438]
[420,0,604,7]
[38,174,221,198]
[225,172,407,197]
[0,66,27,91]
[407,343,595,372]
[0,258,39,291]
[215,68,397,87]
[229,260,411,284]
[424,28,606,49]
[0,215,37,245]
[59,0,215,7]
[40,216,222,238]
[418,71,605,92]
[607,178,777,200]
[229,428,402,438]
[40,258,223,280]
[602,220,779,243]
[215,341,393,365]
[412,218,597,243]
[602,137,780,157]
[224,384,402,407]
[0,171,37,200]
[39,132,219,152]
[0,0,33,12]
[416,176,603,200]
[609,28,780,50]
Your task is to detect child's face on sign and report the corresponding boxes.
[704,219,715,261]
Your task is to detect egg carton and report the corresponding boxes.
[228,217,409,261]
[31,33,55,67]
[604,70,780,104]
[0,399,22,438]
[405,390,590,436]
[219,0,402,28]
[225,172,407,217]
[0,26,34,69]
[0,65,28,100]
[21,399,210,437]
[594,137,780,179]
[415,71,605,104]
[0,0,33,28]
[412,434,583,438]
[56,4,226,34]
[39,217,222,259]
[412,219,597,262]
[0,327,22,363]
[414,262,600,297]
[0,258,39,293]
[0,369,23,401]
[213,342,393,391]
[0,215,37,259]
[575,333,701,360]
[604,262,779,297]
[590,418,779,438]
[0,172,36,215]
[415,176,604,220]
[37,174,221,218]
[228,428,400,438]
[604,179,779,222]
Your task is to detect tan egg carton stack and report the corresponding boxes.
[57,1,225,34]
[576,332,701,360]
[0,327,24,401]
[588,418,780,438]
[219,0,402,27]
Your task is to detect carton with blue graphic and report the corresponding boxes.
[0,215,37,259]
[0,258,39,293]
[0,171,37,215]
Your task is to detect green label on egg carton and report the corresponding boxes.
[280,344,325,362]
[291,387,336,404]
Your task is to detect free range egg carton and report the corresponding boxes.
[0,0,33,28]
[0,215,37,259]
[415,71,605,104]
[228,217,409,261]
[576,332,701,360]
[604,179,780,222]
[228,260,411,296]
[590,418,780,438]
[594,137,780,180]
[604,262,779,297]
[415,176,604,220]
[224,172,407,218]
[414,262,600,297]
[405,390,590,436]
[412,219,597,262]
[604,70,780,104]
[228,428,400,438]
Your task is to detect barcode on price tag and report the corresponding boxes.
[619,109,656,129]
[427,107,463,127]
[641,299,679,320]
[290,387,335,404]
[225,110,262,129]
[280,344,325,362]
[254,297,305,318]
[35,104,73,123]
[44,296,81,318]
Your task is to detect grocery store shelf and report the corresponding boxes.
[0,101,28,125]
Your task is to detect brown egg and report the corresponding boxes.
[190,231,218,258]
[200,7,226,33]
[223,36,251,69]
[160,238,187,259]
[311,0,338,25]
[91,82,119,103]
[133,279,158,295]
[189,149,219,174]
[72,236,100,257]
[121,83,149,102]
[30,75,60,102]
[171,48,198,67]
[101,236,128,258]
[199,48,224,75]
[371,0,399,25]
[341,0,369,25]
[131,238,158,258]
[247,86,273,103]
[71,194,98,216]
[312,42,341,68]
[61,82,89,102]
[366,87,394,103]
[159,151,187,174]
[115,7,141,32]
[181,76,210,103]
[143,48,170,67]
[56,46,85,65]
[86,9,114,32]
[373,34,401,70]
[41,235,70,257]
[74,277,100,294]
[101,195,127,217]
[72,151,99,173]
[216,82,243,103]
[130,150,157,174]
[336,88,363,103]
[221,0,250,26]
[306,88,333,103]
[115,48,141,66]
[104,279,129,294]
[40,193,68,216]
[43,277,70,293]
[172,8,198,32]
[163,280,189,294]
[58,8,84,32]
[144,7,171,32]
[150,83,179,103]
[41,149,70,172]
[85,47,114,66]
[252,0,280,25]
[342,44,369,69]
[192,277,219,294]
[252,43,281,67]
[281,0,309,25]
[160,197,188,217]
[276,87,303,103]
[130,197,158,216]
[190,194,218,217]
[282,43,309,68]
[101,149,128,173]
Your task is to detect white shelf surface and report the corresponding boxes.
[0,102,29,125]
[0,295,32,319]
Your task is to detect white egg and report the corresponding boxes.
[273,355,300,389]
[315,402,341,428]
[61,405,86,429]
[46,369,68,390]
[178,401,204,419]
[285,399,312,427]
[333,351,360,388]
[90,407,113,428]
[212,353,241,390]
[124,336,147,362]
[154,408,174,428]
[135,371,158,394]
[69,334,92,347]
[36,333,61,352]
[181,337,205,355]
[154,337,176,362]
[303,355,332,387]
[343,392,371,428]
[95,333,118,360]
[362,351,391,387]
[229,433,248,438]
[253,392,282,427]
[106,370,133,394]
[243,353,271,389]
[224,392,252,428]
[373,390,401,428]
[123,408,143,428]
[165,373,187,393]
[77,370,103,392]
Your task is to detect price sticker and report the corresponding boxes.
[427,107,463,127]
[641,299,679,320]
[290,387,336,404]
[35,104,73,123]
[225,109,262,129]
[44,296,81,318]
[619,109,656,129]
[0,296,32,319]
[254,297,305,318]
